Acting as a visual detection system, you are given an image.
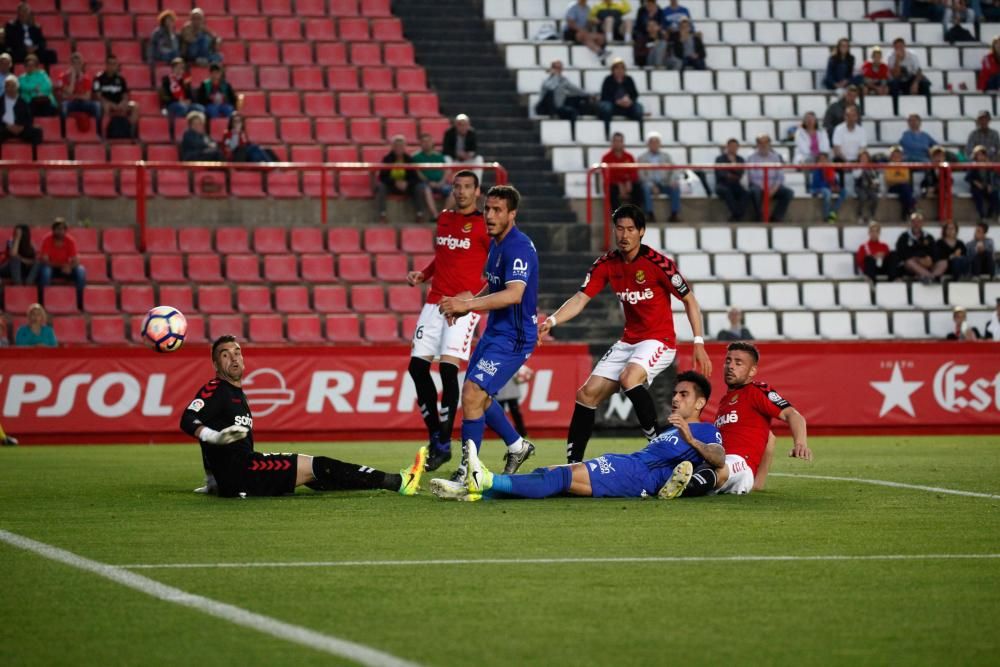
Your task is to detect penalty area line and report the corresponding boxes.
[770,472,1000,500]
[117,553,1000,570]
[0,529,420,667]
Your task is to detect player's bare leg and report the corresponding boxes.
[566,375,620,463]
[752,432,776,491]
[618,362,659,441]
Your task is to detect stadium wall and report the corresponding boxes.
[1,342,996,443]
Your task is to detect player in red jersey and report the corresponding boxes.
[537,204,712,463]
[667,341,812,497]
[406,170,491,471]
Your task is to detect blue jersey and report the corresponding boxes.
[632,422,721,470]
[482,225,539,354]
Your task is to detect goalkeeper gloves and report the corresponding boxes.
[199,425,249,445]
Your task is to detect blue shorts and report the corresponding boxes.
[585,454,659,498]
[466,335,533,397]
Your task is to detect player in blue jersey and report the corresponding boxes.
[430,371,724,501]
[438,185,540,479]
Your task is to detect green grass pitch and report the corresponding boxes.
[2,436,999,667]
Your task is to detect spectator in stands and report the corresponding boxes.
[18,53,56,117]
[832,105,867,181]
[5,3,56,69]
[920,145,947,197]
[413,132,453,208]
[56,52,100,136]
[822,84,861,138]
[887,38,931,114]
[633,0,665,66]
[823,38,862,91]
[591,1,634,44]
[636,17,670,68]
[15,303,56,347]
[856,222,898,282]
[969,222,996,276]
[0,53,12,79]
[747,134,793,223]
[221,112,273,163]
[196,63,238,121]
[0,223,37,285]
[666,17,705,71]
[160,57,203,126]
[443,113,480,162]
[602,131,645,213]
[564,0,609,64]
[966,110,1000,159]
[983,0,1000,21]
[93,54,138,139]
[180,110,223,161]
[896,212,937,283]
[536,60,593,133]
[853,150,881,224]
[149,10,181,65]
[714,138,748,222]
[947,306,980,340]
[793,111,830,166]
[716,307,753,341]
[810,152,845,223]
[885,146,916,221]
[944,1,977,42]
[38,218,85,309]
[180,8,221,66]
[899,0,947,20]
[861,46,890,96]
[935,221,971,279]
[637,131,681,222]
[979,36,1000,92]
[0,74,41,146]
[965,145,1000,221]
[599,58,644,138]
[375,135,437,224]
[662,0,692,32]
[0,319,7,347]
[899,113,938,162]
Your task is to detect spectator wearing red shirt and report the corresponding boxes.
[855,221,898,282]
[979,36,1000,91]
[601,131,646,213]
[38,217,86,309]
[56,51,100,134]
[861,46,889,96]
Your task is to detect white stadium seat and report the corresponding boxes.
[882,22,913,44]
[786,252,820,279]
[755,21,785,43]
[766,282,802,309]
[692,282,727,311]
[735,227,770,252]
[893,311,927,339]
[714,252,749,280]
[818,22,844,45]
[771,227,805,252]
[699,227,734,251]
[708,47,736,70]
[911,283,946,309]
[855,311,891,339]
[698,95,731,120]
[819,311,856,339]
[800,47,830,69]
[865,96,895,120]
[773,0,804,19]
[786,22,818,45]
[807,226,841,252]
[838,282,874,309]
[711,120,743,143]
[850,21,880,44]
[514,0,548,19]
[711,2,741,21]
[876,282,910,309]
[663,94,696,119]
[684,71,716,93]
[782,312,819,339]
[948,282,982,308]
[927,310,954,338]
[746,311,781,339]
[537,44,570,66]
[540,120,572,145]
[662,227,698,253]
[551,147,584,172]
[763,94,795,117]
[730,282,765,308]
[609,121,642,144]
[644,120,675,143]
[716,69,746,91]
[821,252,855,279]
[677,253,713,281]
[742,2,771,20]
[506,45,537,69]
[770,46,800,68]
[483,0,513,20]
[802,282,837,309]
[750,253,785,280]
[494,20,524,43]
[676,120,710,144]
[673,313,695,340]
[575,120,605,146]
[898,97,928,118]
[707,311,731,337]
[650,70,681,92]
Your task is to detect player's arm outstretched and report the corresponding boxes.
[681,292,712,376]
[667,414,726,468]
[537,291,591,340]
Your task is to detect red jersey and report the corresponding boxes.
[580,244,691,345]
[39,232,78,266]
[713,381,791,475]
[601,149,638,186]
[855,240,890,271]
[862,61,888,81]
[420,209,489,305]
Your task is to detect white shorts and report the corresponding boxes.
[411,303,480,361]
[711,454,755,495]
[590,339,676,385]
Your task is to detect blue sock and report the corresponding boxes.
[460,415,486,453]
[487,467,573,499]
[484,400,521,446]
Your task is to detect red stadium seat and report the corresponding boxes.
[147,144,179,162]
[258,67,290,90]
[384,43,415,67]
[1,143,33,161]
[109,40,142,63]
[396,68,428,92]
[371,18,403,41]
[226,255,263,282]
[5,285,38,312]
[237,285,273,313]
[37,144,68,161]
[140,117,172,144]
[326,145,358,162]
[179,228,213,254]
[315,41,348,66]
[271,18,301,41]
[78,254,110,283]
[75,144,107,162]
[387,284,422,313]
[237,17,269,40]
[300,254,336,282]
[249,314,285,343]
[103,228,138,253]
[74,41,106,64]
[230,0,260,13]
[111,254,147,283]
[230,172,267,198]
[375,253,408,282]
[326,66,359,90]
[282,43,314,66]
[158,284,195,313]
[292,66,326,91]
[349,118,383,144]
[149,254,185,282]
[338,93,371,117]
[330,0,360,14]
[235,92,265,117]
[146,228,179,254]
[303,93,336,117]
[262,0,294,15]
[8,172,43,197]
[401,313,420,338]
[338,172,372,198]
[327,227,361,253]
[298,0,329,16]
[219,41,247,64]
[120,64,152,89]
[208,314,245,340]
[420,117,451,140]
[270,92,302,117]
[216,227,250,254]
[225,66,256,90]
[338,18,369,40]
[120,285,155,313]
[325,314,361,342]
[186,254,224,282]
[280,118,313,143]
[72,228,100,253]
[156,171,191,197]
[315,118,348,143]
[268,172,302,198]
[401,226,434,253]
[198,285,235,314]
[173,313,207,344]
[90,316,126,344]
[82,170,118,198]
[364,314,399,342]
[83,286,118,314]
[362,67,395,92]
[305,17,337,40]
[364,228,397,252]
[373,92,405,116]
[313,284,349,313]
[102,14,135,39]
[407,92,440,117]
[61,0,98,10]
[35,117,62,141]
[350,43,382,66]
[287,315,323,343]
[275,285,310,313]
[246,117,279,144]
[385,118,417,142]
[248,42,280,63]
[360,145,385,164]
[339,253,374,282]
[361,0,392,16]
[411,253,434,271]
[52,316,88,344]
[351,285,385,313]
[290,227,325,253]
[264,255,298,282]
[46,170,81,197]
[254,227,288,254]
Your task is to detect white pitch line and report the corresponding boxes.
[770,472,1000,500]
[117,553,1000,570]
[0,529,420,667]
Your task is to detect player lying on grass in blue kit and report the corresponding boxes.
[429,370,724,501]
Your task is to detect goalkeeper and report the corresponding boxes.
[181,335,426,498]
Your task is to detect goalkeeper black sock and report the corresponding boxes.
[438,362,460,445]
[624,384,659,440]
[566,402,596,463]
[408,357,441,441]
[311,456,398,491]
[681,464,717,497]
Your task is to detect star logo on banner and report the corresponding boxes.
[870,363,924,418]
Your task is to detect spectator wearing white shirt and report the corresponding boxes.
[746,134,793,223]
[794,111,831,165]
[887,38,930,114]
[637,132,682,222]
[832,105,866,193]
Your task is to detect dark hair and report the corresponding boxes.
[51,217,67,230]
[727,341,760,364]
[611,131,625,140]
[211,334,239,362]
[454,169,479,189]
[486,184,520,211]
[977,221,989,233]
[893,37,905,45]
[209,63,222,72]
[12,224,35,259]
[676,370,712,403]
[612,204,646,230]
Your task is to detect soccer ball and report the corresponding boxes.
[141,306,187,353]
